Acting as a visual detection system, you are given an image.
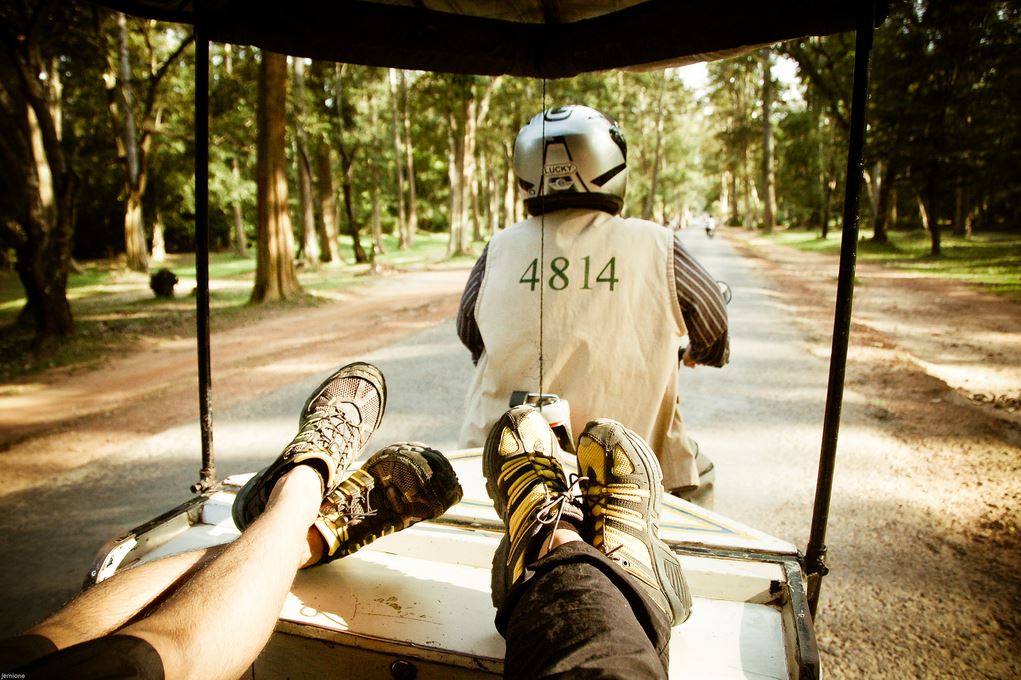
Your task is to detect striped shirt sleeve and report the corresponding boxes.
[674,236,730,367]
[458,237,730,368]
[457,243,488,365]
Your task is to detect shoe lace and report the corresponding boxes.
[328,474,378,526]
[535,473,587,555]
[300,403,361,455]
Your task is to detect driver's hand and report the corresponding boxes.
[682,346,698,368]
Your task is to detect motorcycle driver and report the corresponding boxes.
[457,104,729,502]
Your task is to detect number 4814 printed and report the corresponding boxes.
[519,256,618,291]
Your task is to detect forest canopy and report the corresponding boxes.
[1,0,1018,345]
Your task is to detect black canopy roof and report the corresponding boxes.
[96,0,867,77]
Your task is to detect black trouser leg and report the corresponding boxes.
[497,542,672,679]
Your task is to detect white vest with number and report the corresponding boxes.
[460,209,698,488]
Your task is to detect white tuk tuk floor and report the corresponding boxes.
[124,480,793,679]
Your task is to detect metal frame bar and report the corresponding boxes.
[192,25,216,493]
[804,0,878,615]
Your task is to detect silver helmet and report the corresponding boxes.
[514,105,628,216]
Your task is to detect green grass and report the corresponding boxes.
[764,230,1021,299]
[0,231,476,379]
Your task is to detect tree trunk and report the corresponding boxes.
[446,102,468,257]
[339,159,366,262]
[370,185,384,255]
[333,64,368,264]
[503,141,517,227]
[292,58,319,268]
[315,145,341,263]
[953,185,973,239]
[720,171,731,226]
[1,31,78,347]
[761,51,777,233]
[124,187,148,271]
[231,157,247,256]
[100,14,192,273]
[400,70,418,244]
[728,171,739,226]
[445,107,465,255]
[114,14,149,272]
[225,46,247,257]
[821,131,838,239]
[251,51,302,303]
[644,75,666,221]
[366,86,386,257]
[871,160,896,244]
[488,159,501,236]
[151,209,166,262]
[742,146,759,228]
[917,190,941,256]
[387,69,408,249]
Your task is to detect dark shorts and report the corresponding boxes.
[0,633,164,679]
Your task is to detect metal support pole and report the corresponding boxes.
[805,1,877,616]
[192,26,216,494]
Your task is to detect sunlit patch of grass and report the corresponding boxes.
[765,229,1021,300]
[0,232,479,380]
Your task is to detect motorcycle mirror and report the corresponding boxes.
[717,281,732,304]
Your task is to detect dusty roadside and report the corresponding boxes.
[725,227,1021,678]
[0,268,469,497]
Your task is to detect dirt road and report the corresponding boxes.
[1,233,1018,678]
[718,230,1021,678]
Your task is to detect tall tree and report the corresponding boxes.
[251,51,301,302]
[387,68,408,247]
[760,49,777,233]
[642,72,667,221]
[0,1,84,347]
[331,63,368,263]
[399,70,419,244]
[443,75,498,256]
[707,55,761,226]
[314,144,341,263]
[96,11,193,272]
[292,57,319,267]
[781,34,853,237]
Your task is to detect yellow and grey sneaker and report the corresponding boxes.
[233,362,386,531]
[577,419,692,625]
[484,406,585,608]
[309,442,463,564]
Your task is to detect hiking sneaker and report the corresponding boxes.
[577,419,692,625]
[484,405,584,608]
[232,362,386,531]
[310,442,463,565]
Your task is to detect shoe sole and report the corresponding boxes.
[300,361,387,432]
[317,442,463,562]
[233,362,387,533]
[585,420,692,625]
[364,442,462,515]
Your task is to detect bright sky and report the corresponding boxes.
[677,57,801,99]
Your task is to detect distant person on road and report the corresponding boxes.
[704,215,717,238]
[457,104,729,502]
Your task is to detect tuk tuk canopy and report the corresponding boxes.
[96,0,865,77]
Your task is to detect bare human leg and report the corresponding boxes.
[120,465,322,680]
[23,545,225,654]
